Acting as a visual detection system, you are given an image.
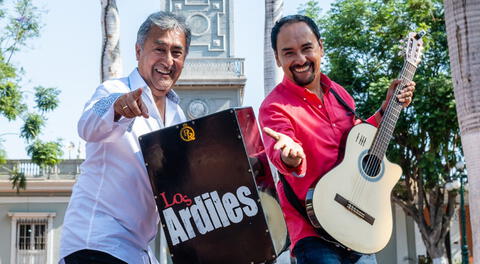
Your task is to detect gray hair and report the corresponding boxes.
[136,11,191,53]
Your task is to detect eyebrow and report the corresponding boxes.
[280,41,314,52]
[154,40,184,50]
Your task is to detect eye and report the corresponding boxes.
[172,50,183,58]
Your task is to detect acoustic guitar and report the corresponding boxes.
[305,31,425,254]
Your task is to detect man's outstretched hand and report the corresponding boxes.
[263,127,305,168]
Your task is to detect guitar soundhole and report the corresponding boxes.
[361,154,381,177]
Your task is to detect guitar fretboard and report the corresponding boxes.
[369,61,417,159]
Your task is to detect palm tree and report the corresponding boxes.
[264,3,291,263]
[444,0,480,262]
[100,0,122,82]
[264,0,284,96]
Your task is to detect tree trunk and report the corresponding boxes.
[393,182,457,264]
[264,0,283,96]
[264,6,287,261]
[100,0,122,82]
[444,0,480,262]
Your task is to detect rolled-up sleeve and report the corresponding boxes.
[78,81,134,143]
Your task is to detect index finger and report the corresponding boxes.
[132,88,143,99]
[390,79,402,89]
[263,127,280,141]
[137,97,149,118]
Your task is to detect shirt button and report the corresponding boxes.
[319,105,322,108]
[332,123,336,127]
[303,98,306,101]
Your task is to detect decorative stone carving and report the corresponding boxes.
[167,0,227,53]
[164,0,245,121]
[187,99,209,119]
[187,13,210,36]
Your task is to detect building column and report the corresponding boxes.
[47,214,55,264]
[10,216,17,264]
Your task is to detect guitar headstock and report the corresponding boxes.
[403,31,425,66]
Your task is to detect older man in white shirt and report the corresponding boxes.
[60,11,191,264]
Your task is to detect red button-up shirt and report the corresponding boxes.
[259,74,378,252]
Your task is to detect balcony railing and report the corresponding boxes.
[0,159,83,179]
[180,58,245,79]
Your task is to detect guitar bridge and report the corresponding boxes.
[334,194,375,225]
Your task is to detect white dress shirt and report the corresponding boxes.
[60,68,186,264]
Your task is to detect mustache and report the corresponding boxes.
[155,64,176,74]
[290,61,313,71]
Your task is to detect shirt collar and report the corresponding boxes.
[319,73,334,92]
[128,68,180,104]
[280,72,333,97]
[166,89,180,104]
[128,68,147,90]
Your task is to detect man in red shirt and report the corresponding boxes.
[259,15,415,264]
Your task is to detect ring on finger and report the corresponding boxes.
[122,105,128,110]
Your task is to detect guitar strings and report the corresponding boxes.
[356,64,411,201]
[355,63,415,202]
[351,62,416,205]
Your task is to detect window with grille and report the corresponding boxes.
[8,212,56,264]
[15,218,48,264]
[17,219,47,250]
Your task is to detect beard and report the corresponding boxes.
[290,62,316,86]
[293,73,315,86]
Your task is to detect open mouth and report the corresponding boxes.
[290,62,316,86]
[155,67,173,75]
[293,63,312,73]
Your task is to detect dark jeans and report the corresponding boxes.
[293,237,377,264]
[64,249,127,264]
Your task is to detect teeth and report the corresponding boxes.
[155,68,171,74]
[294,65,310,73]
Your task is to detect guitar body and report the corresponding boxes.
[306,123,402,254]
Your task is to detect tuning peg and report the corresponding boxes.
[415,30,426,40]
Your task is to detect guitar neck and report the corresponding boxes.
[369,61,417,158]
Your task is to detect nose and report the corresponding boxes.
[294,53,308,66]
[162,50,174,68]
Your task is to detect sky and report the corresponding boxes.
[1,0,335,159]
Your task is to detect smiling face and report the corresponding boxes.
[275,22,323,91]
[136,26,187,97]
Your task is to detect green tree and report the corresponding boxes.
[0,0,62,191]
[302,0,460,262]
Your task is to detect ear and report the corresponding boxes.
[318,40,324,57]
[275,52,281,67]
[135,44,141,61]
